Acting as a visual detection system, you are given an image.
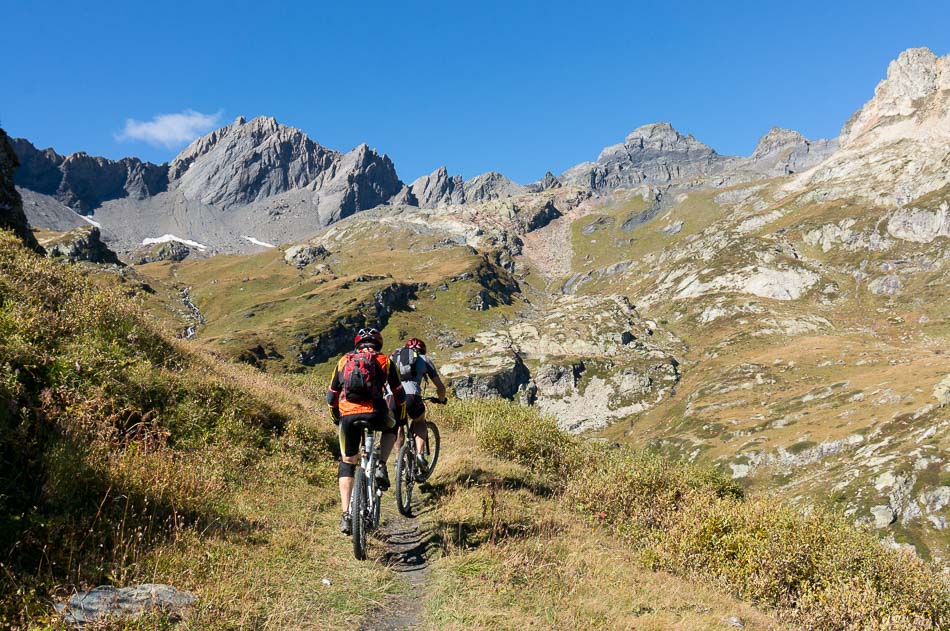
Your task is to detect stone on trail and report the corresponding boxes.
[55,583,197,626]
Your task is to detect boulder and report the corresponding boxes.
[284,243,329,269]
[45,225,121,265]
[55,584,196,626]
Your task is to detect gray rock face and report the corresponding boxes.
[13,116,406,251]
[54,584,196,626]
[743,127,837,176]
[531,171,562,192]
[559,122,729,191]
[446,353,531,399]
[283,243,329,269]
[12,138,168,213]
[408,167,528,208]
[0,129,41,250]
[409,166,465,208]
[136,240,194,264]
[44,225,122,265]
[462,171,528,203]
[169,116,337,208]
[170,117,404,218]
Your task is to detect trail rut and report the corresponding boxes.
[358,511,431,631]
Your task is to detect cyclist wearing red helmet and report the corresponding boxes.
[391,337,447,472]
[326,328,407,535]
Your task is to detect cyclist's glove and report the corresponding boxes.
[438,397,448,405]
[329,406,341,425]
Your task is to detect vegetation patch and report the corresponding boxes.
[438,398,950,630]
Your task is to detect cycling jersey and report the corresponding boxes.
[401,354,440,396]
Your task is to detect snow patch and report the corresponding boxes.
[142,235,208,250]
[79,215,102,229]
[241,236,276,248]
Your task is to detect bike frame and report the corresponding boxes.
[356,428,382,529]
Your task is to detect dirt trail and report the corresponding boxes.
[358,512,431,631]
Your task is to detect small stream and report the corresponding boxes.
[180,287,206,339]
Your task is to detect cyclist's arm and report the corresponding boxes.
[326,360,342,421]
[426,358,448,401]
[386,358,406,406]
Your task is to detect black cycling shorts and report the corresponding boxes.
[405,394,426,422]
[338,410,396,458]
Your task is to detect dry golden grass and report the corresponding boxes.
[419,416,781,630]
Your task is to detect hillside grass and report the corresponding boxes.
[431,398,950,630]
[418,419,781,630]
[0,232,393,628]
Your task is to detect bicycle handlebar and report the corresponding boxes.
[423,396,448,404]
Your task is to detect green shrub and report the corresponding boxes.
[450,396,950,630]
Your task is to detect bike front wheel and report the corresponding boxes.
[421,421,441,480]
[351,467,368,560]
[394,441,414,517]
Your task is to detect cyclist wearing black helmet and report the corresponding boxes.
[391,338,447,472]
[327,328,407,535]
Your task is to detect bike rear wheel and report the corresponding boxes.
[422,421,441,480]
[351,467,368,560]
[394,441,414,516]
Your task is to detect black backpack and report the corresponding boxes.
[392,346,418,381]
[341,351,385,402]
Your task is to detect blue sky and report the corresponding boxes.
[2,0,948,183]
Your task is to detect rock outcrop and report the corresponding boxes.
[283,243,329,269]
[55,584,196,626]
[743,127,836,177]
[559,122,729,191]
[408,167,528,208]
[12,138,168,212]
[792,47,950,205]
[44,225,122,265]
[409,166,465,207]
[462,171,528,203]
[0,129,41,250]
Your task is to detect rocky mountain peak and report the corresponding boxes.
[168,116,341,208]
[742,127,836,177]
[560,122,726,191]
[751,127,807,156]
[409,166,465,208]
[840,47,950,145]
[792,47,950,204]
[463,171,528,203]
[617,122,710,153]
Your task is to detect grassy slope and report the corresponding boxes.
[3,228,948,629]
[418,417,780,630]
[136,227,520,373]
[423,400,948,630]
[556,183,950,557]
[0,232,394,628]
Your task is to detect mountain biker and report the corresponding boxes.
[391,338,447,474]
[327,328,407,535]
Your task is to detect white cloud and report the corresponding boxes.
[116,109,222,148]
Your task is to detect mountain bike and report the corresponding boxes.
[394,397,443,517]
[350,421,384,561]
